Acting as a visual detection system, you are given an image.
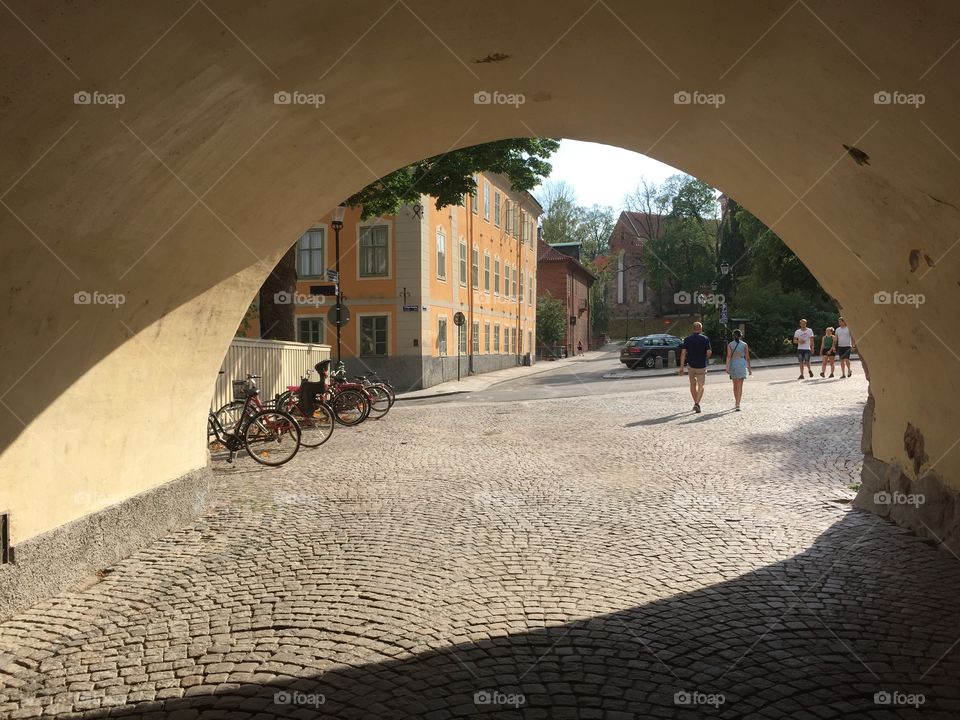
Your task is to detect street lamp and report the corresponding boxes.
[720,261,730,276]
[331,203,346,363]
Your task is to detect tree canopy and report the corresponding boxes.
[346,138,560,219]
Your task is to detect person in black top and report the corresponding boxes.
[678,322,712,413]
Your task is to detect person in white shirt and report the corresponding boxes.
[835,316,855,378]
[793,318,815,380]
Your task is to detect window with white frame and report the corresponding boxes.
[503,264,509,298]
[296,228,325,278]
[359,225,389,277]
[483,253,490,292]
[504,200,512,234]
[297,317,324,344]
[472,320,480,353]
[458,323,467,354]
[471,245,479,288]
[438,316,448,356]
[494,324,500,353]
[459,239,467,286]
[483,181,490,221]
[638,279,645,302]
[484,322,490,353]
[436,228,446,280]
[519,270,524,302]
[494,191,501,227]
[494,259,500,295]
[512,265,517,298]
[471,175,479,214]
[359,315,388,356]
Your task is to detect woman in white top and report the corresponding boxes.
[835,317,855,378]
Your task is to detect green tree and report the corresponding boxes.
[536,292,567,349]
[539,180,582,245]
[578,204,616,260]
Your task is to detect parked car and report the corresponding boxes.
[620,334,683,369]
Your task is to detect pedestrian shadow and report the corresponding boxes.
[677,408,737,424]
[624,412,688,427]
[64,512,960,719]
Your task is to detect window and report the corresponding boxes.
[638,280,645,303]
[471,175,479,214]
[472,320,480,353]
[483,181,490,220]
[521,217,528,245]
[359,315,388,356]
[494,191,501,227]
[512,266,517,298]
[458,323,467,354]
[503,264,509,297]
[494,324,500,353]
[459,240,467,287]
[617,250,625,303]
[438,316,448,356]
[494,259,500,295]
[359,225,389,277]
[297,317,324,343]
[471,246,479,289]
[484,323,490,352]
[519,271,524,302]
[296,229,325,278]
[436,228,446,280]
[483,253,490,292]
[504,200,512,234]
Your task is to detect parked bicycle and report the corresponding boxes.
[284,360,371,426]
[349,369,394,419]
[207,373,301,466]
[276,373,336,447]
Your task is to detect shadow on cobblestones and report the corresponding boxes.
[52,511,960,720]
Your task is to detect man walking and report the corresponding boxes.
[794,318,815,379]
[835,316,855,378]
[679,321,712,413]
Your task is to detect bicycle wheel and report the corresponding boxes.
[216,401,246,433]
[367,384,392,419]
[242,409,301,466]
[281,394,335,447]
[331,389,369,426]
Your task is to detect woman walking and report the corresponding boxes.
[725,329,752,411]
[819,327,837,377]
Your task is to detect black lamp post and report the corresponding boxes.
[331,204,346,362]
[719,261,731,343]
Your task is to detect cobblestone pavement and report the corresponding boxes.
[2,370,960,719]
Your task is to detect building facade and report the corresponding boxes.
[247,173,541,391]
[536,238,595,357]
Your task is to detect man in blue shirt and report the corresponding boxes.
[678,322,712,413]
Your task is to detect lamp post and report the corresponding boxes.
[331,204,346,363]
[719,261,731,343]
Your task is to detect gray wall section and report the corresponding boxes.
[0,467,211,622]
[422,353,521,388]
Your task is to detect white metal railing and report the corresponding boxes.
[211,337,331,411]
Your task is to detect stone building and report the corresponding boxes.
[537,238,595,356]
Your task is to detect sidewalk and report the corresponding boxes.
[601,353,861,379]
[395,347,612,400]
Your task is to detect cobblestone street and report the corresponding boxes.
[2,367,959,718]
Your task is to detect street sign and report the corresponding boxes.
[326,269,339,281]
[328,303,351,327]
[402,305,419,312]
[453,311,466,327]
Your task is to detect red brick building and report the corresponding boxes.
[537,238,595,356]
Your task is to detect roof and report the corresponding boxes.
[537,238,596,283]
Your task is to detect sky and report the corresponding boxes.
[532,139,683,210]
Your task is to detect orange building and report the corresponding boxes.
[259,173,540,392]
